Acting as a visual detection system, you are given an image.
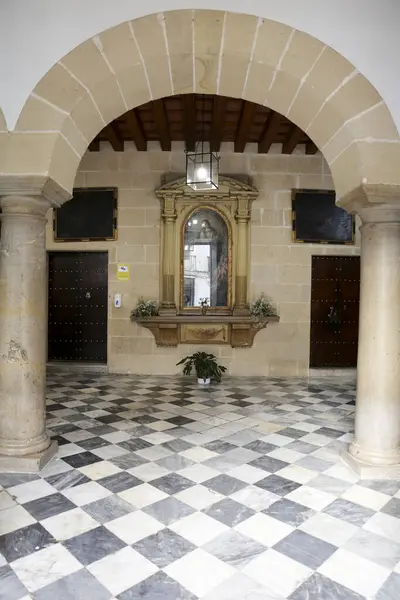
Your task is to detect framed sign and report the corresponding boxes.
[292,189,355,245]
[53,188,117,242]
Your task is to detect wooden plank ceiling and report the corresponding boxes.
[89,94,318,155]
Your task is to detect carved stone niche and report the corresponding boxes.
[133,176,279,347]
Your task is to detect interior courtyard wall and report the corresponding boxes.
[45,142,360,376]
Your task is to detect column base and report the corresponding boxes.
[341,447,400,480]
[0,440,58,473]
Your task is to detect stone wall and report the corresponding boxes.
[45,142,360,376]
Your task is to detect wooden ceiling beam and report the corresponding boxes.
[234,101,257,153]
[305,141,319,155]
[124,109,147,151]
[183,95,196,152]
[210,96,227,152]
[152,99,171,151]
[258,111,282,153]
[282,124,304,154]
[88,139,100,152]
[103,123,124,152]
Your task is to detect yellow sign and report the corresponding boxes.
[117,264,130,281]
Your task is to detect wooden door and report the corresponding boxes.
[310,255,360,368]
[48,252,108,362]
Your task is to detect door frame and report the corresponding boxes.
[46,250,109,364]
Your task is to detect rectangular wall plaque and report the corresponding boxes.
[53,187,117,242]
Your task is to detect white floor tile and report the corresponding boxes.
[0,505,36,535]
[243,548,312,597]
[11,543,81,592]
[363,511,400,544]
[342,484,391,510]
[235,513,294,547]
[62,481,112,506]
[175,484,223,509]
[78,460,122,480]
[299,512,358,546]
[106,510,163,544]
[118,483,168,508]
[164,548,235,597]
[41,507,98,541]
[318,548,391,596]
[127,462,170,482]
[88,546,158,595]
[170,511,229,545]
[286,485,336,510]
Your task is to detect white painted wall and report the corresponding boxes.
[1,0,400,133]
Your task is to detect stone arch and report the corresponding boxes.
[8,10,400,199]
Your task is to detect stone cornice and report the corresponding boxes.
[338,183,400,223]
[155,175,259,201]
[0,175,71,207]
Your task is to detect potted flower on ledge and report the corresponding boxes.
[177,352,227,385]
[250,294,278,327]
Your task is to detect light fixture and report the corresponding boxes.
[185,95,220,191]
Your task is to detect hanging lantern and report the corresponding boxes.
[185,95,220,191]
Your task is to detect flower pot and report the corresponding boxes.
[198,377,211,385]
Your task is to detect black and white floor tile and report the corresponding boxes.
[1,371,400,599]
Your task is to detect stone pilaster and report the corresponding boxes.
[234,196,251,315]
[160,195,177,314]
[339,185,400,478]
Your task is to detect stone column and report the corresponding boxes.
[0,195,57,471]
[234,196,251,314]
[160,196,177,314]
[340,186,400,478]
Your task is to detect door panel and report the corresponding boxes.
[310,255,360,368]
[48,252,108,362]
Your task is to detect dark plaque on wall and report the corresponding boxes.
[292,188,354,245]
[53,188,117,242]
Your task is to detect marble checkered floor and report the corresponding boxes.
[1,372,400,599]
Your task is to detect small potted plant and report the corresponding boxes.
[250,294,277,325]
[177,351,227,385]
[131,298,159,319]
[199,298,209,316]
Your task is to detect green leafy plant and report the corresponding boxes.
[131,298,159,318]
[250,294,277,323]
[177,351,227,383]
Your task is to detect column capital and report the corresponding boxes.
[338,183,400,223]
[0,174,71,207]
[0,195,52,219]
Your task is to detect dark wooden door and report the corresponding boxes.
[310,255,360,368]
[48,252,108,362]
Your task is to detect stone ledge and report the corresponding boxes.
[133,314,279,348]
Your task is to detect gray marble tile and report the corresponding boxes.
[34,568,112,600]
[203,498,255,527]
[204,474,247,496]
[264,498,315,527]
[256,475,301,496]
[45,470,90,491]
[63,525,125,565]
[162,439,194,452]
[286,441,320,454]
[0,522,56,562]
[323,499,375,527]
[249,456,289,473]
[288,573,366,600]
[0,473,39,488]
[278,428,307,439]
[23,492,76,520]
[358,479,400,496]
[381,498,400,519]
[204,529,266,567]
[203,440,238,454]
[144,496,195,525]
[274,529,336,569]
[344,528,400,569]
[376,572,400,600]
[119,571,196,600]
[132,528,195,567]
[150,473,194,495]
[110,453,149,469]
[0,565,28,600]
[98,472,142,493]
[243,440,278,454]
[83,495,135,524]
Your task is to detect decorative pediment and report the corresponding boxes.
[155,176,258,200]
